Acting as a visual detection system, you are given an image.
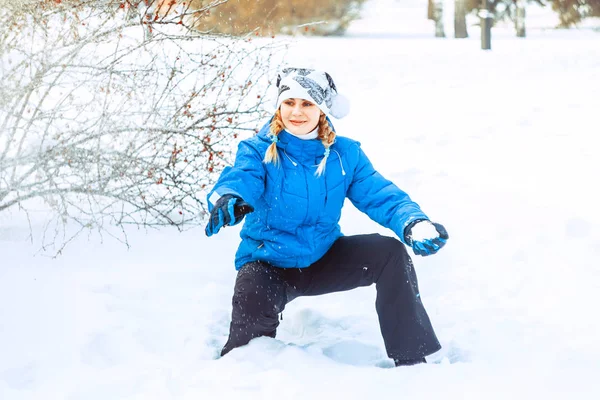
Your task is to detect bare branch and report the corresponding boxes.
[0,0,284,253]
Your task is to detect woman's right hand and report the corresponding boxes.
[205,194,254,237]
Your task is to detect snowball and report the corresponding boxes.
[410,221,439,242]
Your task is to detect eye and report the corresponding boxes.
[303,102,314,107]
[284,100,295,106]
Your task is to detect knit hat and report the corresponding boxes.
[274,68,350,119]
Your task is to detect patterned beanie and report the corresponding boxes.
[275,68,350,119]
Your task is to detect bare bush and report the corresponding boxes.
[0,0,283,252]
[551,0,600,26]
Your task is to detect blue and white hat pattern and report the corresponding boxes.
[275,68,350,119]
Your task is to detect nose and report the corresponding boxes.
[291,104,303,116]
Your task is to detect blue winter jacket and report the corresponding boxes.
[207,120,429,269]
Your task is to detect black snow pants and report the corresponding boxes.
[220,234,441,362]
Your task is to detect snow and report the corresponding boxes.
[1,1,600,399]
[409,221,440,242]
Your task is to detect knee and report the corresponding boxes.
[372,235,413,280]
[377,235,409,261]
[233,262,284,312]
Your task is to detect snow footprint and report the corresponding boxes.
[1,362,38,390]
[427,341,470,364]
[80,333,124,368]
[321,340,388,367]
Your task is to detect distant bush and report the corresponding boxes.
[445,0,600,28]
[471,0,600,27]
[550,0,600,26]
[184,0,366,36]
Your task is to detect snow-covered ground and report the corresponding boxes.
[1,1,599,399]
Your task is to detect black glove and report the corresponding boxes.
[205,194,254,237]
[404,219,449,256]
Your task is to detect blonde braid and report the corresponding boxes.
[264,109,284,165]
[315,113,336,176]
[317,112,336,145]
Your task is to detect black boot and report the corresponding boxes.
[394,357,427,367]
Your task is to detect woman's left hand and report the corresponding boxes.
[405,221,449,256]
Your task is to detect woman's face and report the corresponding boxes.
[280,98,321,135]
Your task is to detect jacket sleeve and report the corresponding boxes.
[346,144,429,244]
[206,141,265,211]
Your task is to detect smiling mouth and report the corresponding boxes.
[289,120,305,125]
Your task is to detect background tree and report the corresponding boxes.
[428,0,447,37]
[455,0,470,38]
[0,0,282,252]
[515,0,527,36]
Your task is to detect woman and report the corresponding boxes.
[205,68,449,366]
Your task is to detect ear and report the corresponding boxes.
[324,72,337,92]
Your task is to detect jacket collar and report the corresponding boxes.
[257,117,336,164]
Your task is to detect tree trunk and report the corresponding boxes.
[433,0,446,37]
[428,0,435,20]
[454,0,468,38]
[515,0,526,37]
